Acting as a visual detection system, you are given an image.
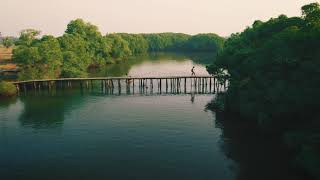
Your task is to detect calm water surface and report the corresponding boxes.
[0,53,305,180]
[89,52,213,77]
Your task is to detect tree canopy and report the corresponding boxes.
[208,3,320,126]
[13,34,63,80]
[105,34,132,62]
[182,33,225,52]
[207,4,320,177]
[12,19,224,80]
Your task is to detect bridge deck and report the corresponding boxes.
[12,75,228,94]
[12,76,216,84]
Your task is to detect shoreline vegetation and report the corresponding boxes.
[207,3,320,179]
[9,19,224,81]
[0,81,17,97]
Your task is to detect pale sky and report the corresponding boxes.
[0,0,315,37]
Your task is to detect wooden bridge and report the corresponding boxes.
[12,76,228,95]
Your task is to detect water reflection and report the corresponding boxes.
[206,100,310,180]
[1,53,239,180]
[17,90,90,129]
[89,52,216,77]
[18,96,66,129]
[16,88,219,130]
[0,97,17,109]
[191,92,195,103]
[4,94,235,180]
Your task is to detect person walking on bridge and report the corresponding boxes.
[191,66,195,76]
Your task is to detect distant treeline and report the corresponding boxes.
[207,3,320,178]
[12,19,224,80]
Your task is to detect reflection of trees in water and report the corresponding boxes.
[186,52,217,65]
[0,97,17,109]
[89,52,217,77]
[18,90,87,129]
[206,99,310,180]
[147,52,217,65]
[19,96,66,129]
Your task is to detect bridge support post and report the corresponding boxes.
[213,78,216,93]
[166,79,168,93]
[209,78,212,92]
[159,79,162,93]
[184,78,187,93]
[118,79,121,95]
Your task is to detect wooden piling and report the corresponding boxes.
[118,79,121,94]
[209,78,212,92]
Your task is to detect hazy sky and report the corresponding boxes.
[0,0,315,37]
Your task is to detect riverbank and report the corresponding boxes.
[206,3,320,179]
[0,47,18,80]
[0,81,17,97]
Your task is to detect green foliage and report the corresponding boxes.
[2,37,14,48]
[142,33,225,52]
[61,51,88,77]
[0,81,17,97]
[66,19,101,40]
[13,34,63,80]
[207,5,320,127]
[183,33,225,52]
[143,33,191,51]
[302,2,320,25]
[12,19,225,80]
[64,19,111,66]
[105,34,132,61]
[206,4,320,177]
[58,33,91,77]
[118,33,149,54]
[15,29,41,46]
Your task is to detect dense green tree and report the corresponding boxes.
[58,33,91,77]
[302,2,320,25]
[118,33,149,54]
[207,12,318,126]
[142,33,224,52]
[143,33,191,51]
[12,19,225,80]
[105,34,132,61]
[15,29,41,46]
[183,33,225,52]
[66,19,101,40]
[207,4,320,178]
[61,51,88,77]
[143,34,164,51]
[13,34,63,80]
[65,19,111,65]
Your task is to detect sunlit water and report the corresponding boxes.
[0,53,305,180]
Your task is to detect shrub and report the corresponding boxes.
[0,81,17,97]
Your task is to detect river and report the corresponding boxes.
[0,53,306,180]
